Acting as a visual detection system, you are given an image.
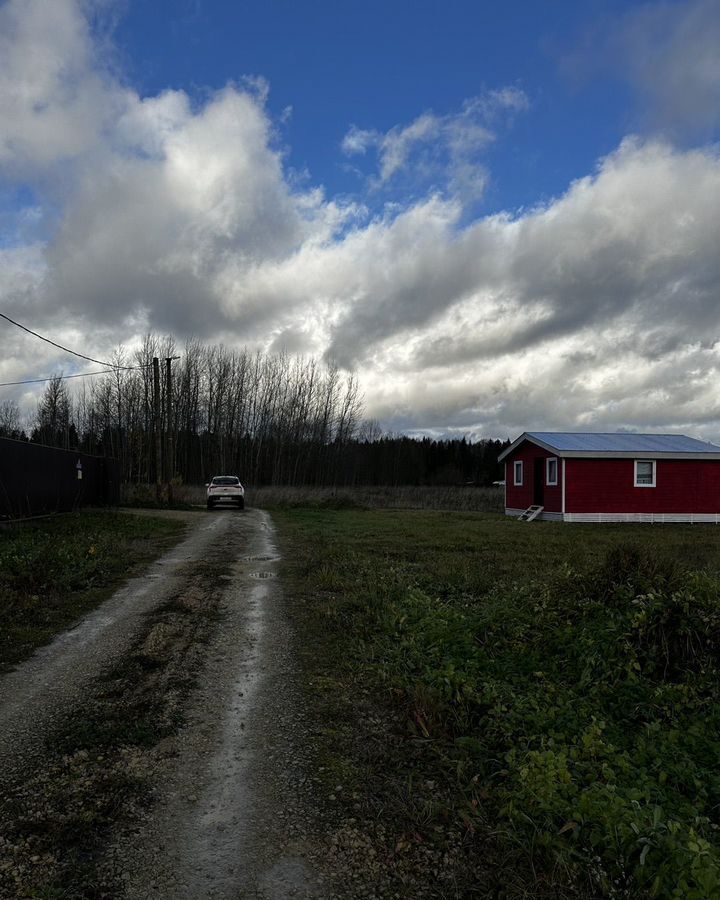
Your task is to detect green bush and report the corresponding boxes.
[348,543,720,896]
[278,506,720,896]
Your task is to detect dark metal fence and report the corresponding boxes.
[0,437,120,520]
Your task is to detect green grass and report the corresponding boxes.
[251,484,505,513]
[276,509,720,898]
[0,551,224,900]
[0,510,186,671]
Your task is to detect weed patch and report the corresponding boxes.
[277,508,720,898]
[0,511,185,671]
[0,561,227,898]
[251,484,504,513]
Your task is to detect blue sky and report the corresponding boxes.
[0,0,719,439]
[113,0,633,215]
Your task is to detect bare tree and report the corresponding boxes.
[0,399,22,438]
[38,332,371,486]
[34,375,71,448]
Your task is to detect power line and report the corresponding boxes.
[0,367,148,387]
[0,312,150,370]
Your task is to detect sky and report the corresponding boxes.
[0,0,719,440]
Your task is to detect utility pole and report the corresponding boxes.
[165,356,180,504]
[153,357,162,502]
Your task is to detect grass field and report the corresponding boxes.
[276,508,720,898]
[251,483,505,513]
[0,511,186,671]
[121,481,507,514]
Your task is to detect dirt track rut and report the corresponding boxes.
[0,509,328,899]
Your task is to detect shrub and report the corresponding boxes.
[356,543,720,896]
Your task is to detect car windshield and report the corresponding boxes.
[212,476,240,485]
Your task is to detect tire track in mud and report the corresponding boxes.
[0,575,222,897]
[0,512,230,771]
[0,509,329,900]
[110,510,328,900]
[0,519,234,897]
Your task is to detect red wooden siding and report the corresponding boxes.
[565,458,720,514]
[505,442,563,512]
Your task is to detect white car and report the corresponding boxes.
[206,475,245,510]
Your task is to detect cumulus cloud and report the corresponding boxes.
[0,0,357,344]
[327,139,720,364]
[0,0,127,176]
[342,87,529,200]
[1,0,719,443]
[621,0,720,134]
[320,138,720,438]
[565,0,720,137]
[41,86,329,335]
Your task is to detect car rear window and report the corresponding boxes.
[212,476,240,485]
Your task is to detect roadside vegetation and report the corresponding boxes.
[276,509,720,898]
[119,482,506,513]
[3,333,507,494]
[0,511,186,671]
[0,543,229,898]
[251,483,505,512]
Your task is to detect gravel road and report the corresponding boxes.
[0,508,332,899]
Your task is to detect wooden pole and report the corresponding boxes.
[165,356,174,505]
[153,357,162,502]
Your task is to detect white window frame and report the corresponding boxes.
[546,457,558,486]
[513,460,523,486]
[634,459,656,488]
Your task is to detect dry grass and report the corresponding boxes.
[121,481,204,507]
[248,484,505,512]
[121,482,506,513]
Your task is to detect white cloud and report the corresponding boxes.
[564,0,720,137]
[340,126,376,156]
[1,0,719,443]
[322,138,720,435]
[0,0,128,176]
[621,0,720,134]
[341,88,528,200]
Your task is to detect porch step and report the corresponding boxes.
[518,504,544,522]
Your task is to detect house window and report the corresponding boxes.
[514,460,523,486]
[634,460,656,487]
[546,457,558,486]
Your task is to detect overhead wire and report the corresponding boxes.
[0,312,151,370]
[0,367,149,387]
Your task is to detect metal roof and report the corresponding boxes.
[498,432,720,461]
[527,432,720,453]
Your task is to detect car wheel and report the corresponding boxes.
[238,498,245,510]
[206,501,214,510]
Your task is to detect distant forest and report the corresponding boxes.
[0,335,509,487]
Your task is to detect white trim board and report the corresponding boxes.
[505,508,720,524]
[563,512,720,524]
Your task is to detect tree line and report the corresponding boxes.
[0,335,508,487]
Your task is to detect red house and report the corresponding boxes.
[498,432,720,523]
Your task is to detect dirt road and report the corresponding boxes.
[0,509,330,899]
